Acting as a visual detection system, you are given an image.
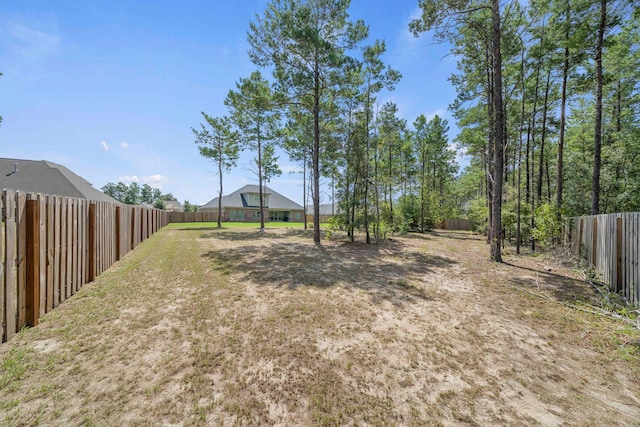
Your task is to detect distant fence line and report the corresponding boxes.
[566,212,639,307]
[169,211,218,223]
[437,218,472,231]
[1,190,169,344]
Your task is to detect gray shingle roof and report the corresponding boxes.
[163,200,184,211]
[0,158,118,203]
[202,185,303,210]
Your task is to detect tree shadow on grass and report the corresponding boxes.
[505,262,598,304]
[429,230,483,242]
[197,229,308,241]
[201,234,457,306]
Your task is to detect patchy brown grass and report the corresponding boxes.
[1,226,639,426]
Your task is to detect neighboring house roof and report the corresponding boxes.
[0,158,118,203]
[201,184,303,210]
[306,203,341,216]
[163,200,184,212]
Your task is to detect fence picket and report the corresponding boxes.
[53,197,61,307]
[567,212,640,307]
[25,195,40,326]
[0,193,4,339]
[36,194,46,321]
[17,192,27,330]
[4,190,17,341]
[46,196,53,312]
[0,192,168,344]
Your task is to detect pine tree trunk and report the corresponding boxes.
[537,68,552,203]
[363,80,372,244]
[490,0,505,262]
[217,156,223,228]
[258,135,265,232]
[517,47,526,255]
[420,153,426,233]
[556,0,571,218]
[591,0,607,216]
[486,48,494,245]
[303,152,307,230]
[313,62,321,243]
[388,143,394,228]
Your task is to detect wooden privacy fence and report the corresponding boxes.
[1,190,170,343]
[169,211,218,223]
[566,212,640,307]
[437,218,472,231]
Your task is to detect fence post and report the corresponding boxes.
[3,190,17,342]
[53,196,60,308]
[88,203,96,282]
[578,218,584,257]
[25,195,40,326]
[115,205,121,261]
[45,195,53,313]
[591,216,598,267]
[616,216,623,293]
[16,192,27,331]
[37,195,46,321]
[0,192,4,340]
[65,198,73,299]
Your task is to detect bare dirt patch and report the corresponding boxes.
[1,227,638,426]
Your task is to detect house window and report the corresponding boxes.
[246,193,260,206]
[292,211,302,221]
[245,193,270,207]
[229,209,244,221]
[251,210,261,220]
[270,211,290,221]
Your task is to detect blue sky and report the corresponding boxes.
[0,0,459,206]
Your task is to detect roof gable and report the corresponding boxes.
[0,158,118,203]
[202,185,303,210]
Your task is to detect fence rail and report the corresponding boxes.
[1,190,169,343]
[566,212,639,307]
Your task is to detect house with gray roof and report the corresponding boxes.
[163,200,184,212]
[0,158,117,203]
[200,185,304,222]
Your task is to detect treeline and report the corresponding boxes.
[196,0,639,259]
[101,182,183,209]
[410,0,640,259]
[194,0,461,239]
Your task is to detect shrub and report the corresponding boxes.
[466,197,488,234]
[532,203,561,247]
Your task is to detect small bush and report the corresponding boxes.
[467,198,488,234]
[532,203,561,247]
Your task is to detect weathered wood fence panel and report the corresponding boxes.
[567,212,640,307]
[1,191,169,343]
[437,218,472,231]
[169,211,221,223]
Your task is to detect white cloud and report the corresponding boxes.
[143,174,168,184]
[425,108,447,121]
[4,21,61,59]
[100,141,109,151]
[400,6,425,44]
[120,142,129,149]
[118,175,139,183]
[116,174,168,188]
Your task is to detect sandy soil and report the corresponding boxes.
[0,226,638,426]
